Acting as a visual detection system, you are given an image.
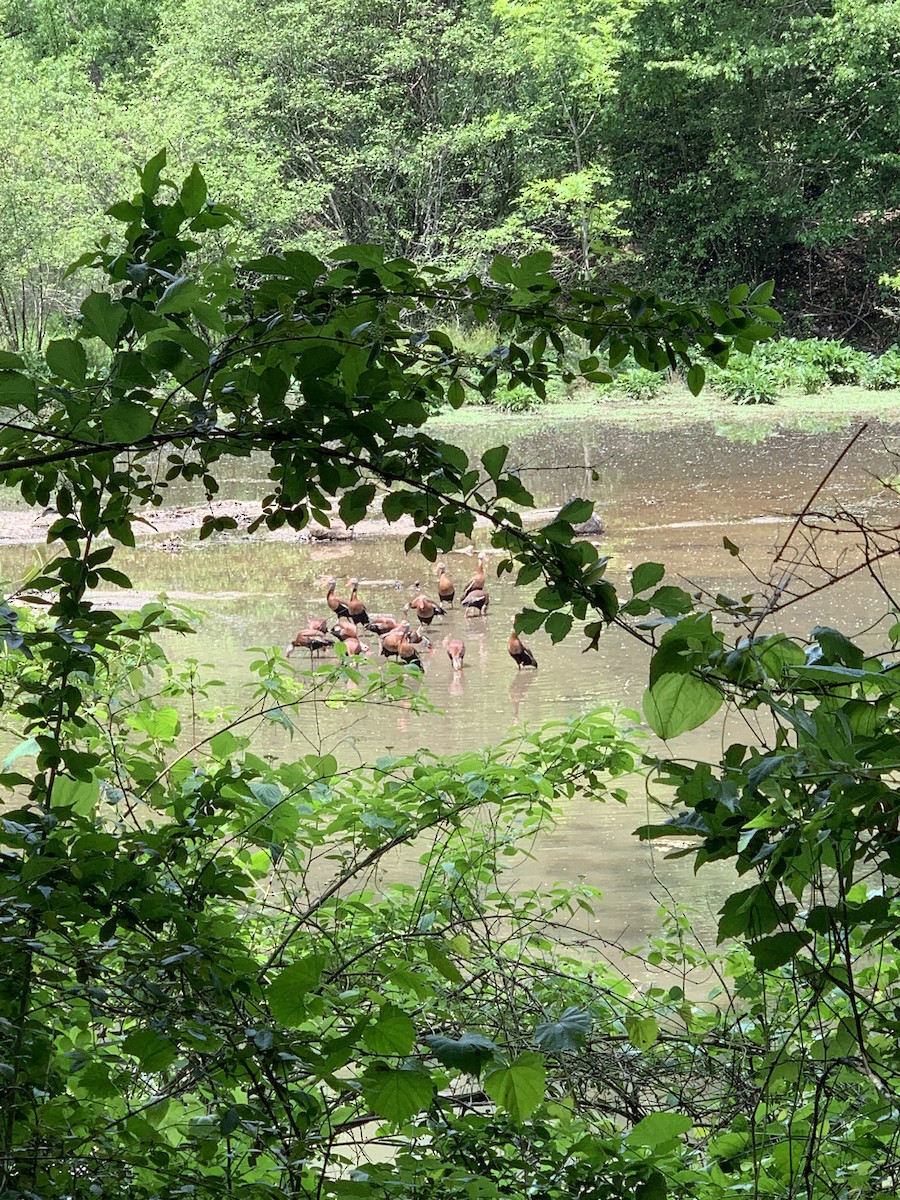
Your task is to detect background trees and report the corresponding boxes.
[1,0,899,343]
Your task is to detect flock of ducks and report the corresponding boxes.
[286,552,539,673]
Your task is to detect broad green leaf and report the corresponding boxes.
[267,954,328,1027]
[423,1032,497,1076]
[81,292,127,348]
[481,444,508,480]
[141,147,167,196]
[749,931,811,970]
[686,364,705,395]
[0,371,38,410]
[122,1028,177,1071]
[545,611,573,643]
[557,498,593,526]
[51,774,98,816]
[534,1007,592,1051]
[631,562,665,595]
[363,1005,416,1056]
[625,1015,659,1051]
[180,164,208,216]
[362,1064,434,1123]
[423,941,464,983]
[626,1111,693,1147]
[483,1051,546,1122]
[101,401,156,443]
[45,338,87,384]
[643,674,723,739]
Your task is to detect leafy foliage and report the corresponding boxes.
[3,157,900,1199]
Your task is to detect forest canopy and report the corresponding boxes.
[1,0,900,350]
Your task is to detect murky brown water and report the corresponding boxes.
[4,414,899,961]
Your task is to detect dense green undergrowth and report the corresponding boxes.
[3,159,900,1198]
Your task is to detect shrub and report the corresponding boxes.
[859,347,900,390]
[614,366,665,402]
[710,358,779,405]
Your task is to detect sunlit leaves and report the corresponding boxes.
[361,1063,435,1124]
[626,1112,693,1148]
[80,292,127,348]
[266,955,328,1027]
[483,1051,546,1121]
[643,674,722,739]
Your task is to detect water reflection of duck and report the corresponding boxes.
[508,670,536,724]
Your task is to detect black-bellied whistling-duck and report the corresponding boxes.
[443,635,465,672]
[405,584,444,626]
[347,579,369,626]
[286,628,335,657]
[508,620,538,669]
[461,551,488,600]
[461,588,489,617]
[380,620,410,659]
[407,625,431,648]
[396,628,423,669]
[309,617,329,634]
[326,578,350,618]
[341,636,368,656]
[331,616,359,641]
[436,563,455,607]
[365,613,398,636]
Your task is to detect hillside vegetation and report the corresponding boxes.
[2,0,900,350]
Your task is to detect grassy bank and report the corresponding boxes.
[428,382,900,435]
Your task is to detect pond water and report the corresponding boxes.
[4,413,899,965]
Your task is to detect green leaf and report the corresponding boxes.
[267,955,328,1027]
[81,292,127,348]
[625,1015,660,1051]
[648,586,694,617]
[423,941,464,983]
[101,401,156,443]
[51,774,98,816]
[362,1064,434,1124]
[534,1007,592,1051]
[0,371,38,410]
[45,338,87,384]
[423,1032,497,1076]
[481,445,508,480]
[686,364,705,396]
[545,612,573,643]
[447,378,465,409]
[363,1006,416,1056]
[483,1052,546,1122]
[180,164,208,217]
[557,498,593,525]
[643,674,723,739]
[631,562,665,595]
[122,1028,177,1071]
[141,147,168,197]
[627,1111,693,1147]
[749,931,811,970]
